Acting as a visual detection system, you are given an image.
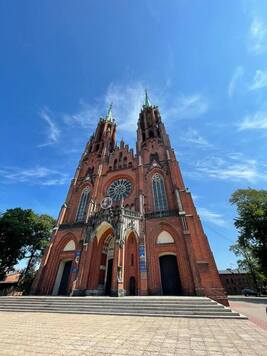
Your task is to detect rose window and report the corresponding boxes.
[107,179,132,201]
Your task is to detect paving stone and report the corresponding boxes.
[0,312,267,355]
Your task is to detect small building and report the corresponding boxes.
[219,269,254,295]
[0,273,21,296]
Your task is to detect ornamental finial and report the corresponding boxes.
[143,89,152,108]
[106,103,113,121]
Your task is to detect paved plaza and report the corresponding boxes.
[0,311,267,355]
[229,297,267,332]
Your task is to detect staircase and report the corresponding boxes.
[0,296,246,319]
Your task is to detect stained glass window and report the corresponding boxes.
[107,179,132,201]
[76,188,90,222]
[152,174,168,211]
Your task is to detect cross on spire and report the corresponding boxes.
[106,103,113,121]
[143,89,152,108]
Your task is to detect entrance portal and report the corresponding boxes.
[159,255,181,295]
[105,258,113,295]
[129,276,136,296]
[58,260,72,295]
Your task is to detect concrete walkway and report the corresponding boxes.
[229,298,267,332]
[0,311,267,355]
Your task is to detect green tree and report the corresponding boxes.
[229,242,265,289]
[0,208,56,281]
[230,189,267,278]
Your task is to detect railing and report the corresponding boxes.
[123,209,142,218]
[144,209,179,219]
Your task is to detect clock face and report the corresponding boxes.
[107,179,132,201]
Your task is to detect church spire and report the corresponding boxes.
[106,103,113,121]
[143,89,152,108]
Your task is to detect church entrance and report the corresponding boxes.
[58,260,72,296]
[159,255,182,295]
[129,276,136,296]
[105,258,113,295]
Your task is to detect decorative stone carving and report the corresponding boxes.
[85,207,141,246]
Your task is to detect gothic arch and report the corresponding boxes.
[95,222,114,244]
[76,187,91,222]
[151,222,179,247]
[63,240,76,251]
[157,231,174,244]
[151,173,168,211]
[55,232,78,254]
[124,231,139,296]
[159,252,176,257]
[124,228,139,243]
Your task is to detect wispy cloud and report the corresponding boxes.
[63,100,99,129]
[239,110,267,130]
[63,82,147,134]
[63,82,209,137]
[195,155,267,182]
[182,129,211,147]
[0,166,68,186]
[38,108,60,147]
[248,69,267,91]
[248,17,267,55]
[228,66,244,97]
[105,82,146,133]
[198,207,225,226]
[167,94,209,119]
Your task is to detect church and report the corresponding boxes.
[33,93,227,305]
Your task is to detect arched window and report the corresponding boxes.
[76,188,90,222]
[152,174,168,211]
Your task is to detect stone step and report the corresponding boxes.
[0,296,245,319]
[0,303,229,312]
[0,296,214,302]
[0,300,226,307]
[0,307,245,319]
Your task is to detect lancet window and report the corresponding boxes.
[152,173,168,211]
[76,188,90,222]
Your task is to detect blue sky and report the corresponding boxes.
[1,1,267,270]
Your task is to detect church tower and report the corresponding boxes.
[34,93,227,305]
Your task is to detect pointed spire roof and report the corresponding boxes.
[106,103,113,121]
[143,89,152,108]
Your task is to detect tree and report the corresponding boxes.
[230,189,267,278]
[0,208,56,281]
[229,242,265,289]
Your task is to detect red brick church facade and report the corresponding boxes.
[33,94,227,305]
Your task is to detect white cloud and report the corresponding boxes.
[63,82,209,138]
[248,17,267,55]
[196,155,267,182]
[105,82,146,133]
[228,66,244,97]
[167,94,209,119]
[63,82,147,134]
[0,166,68,186]
[248,70,267,91]
[38,109,60,147]
[239,110,267,130]
[63,100,99,129]
[198,207,225,227]
[182,129,211,147]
